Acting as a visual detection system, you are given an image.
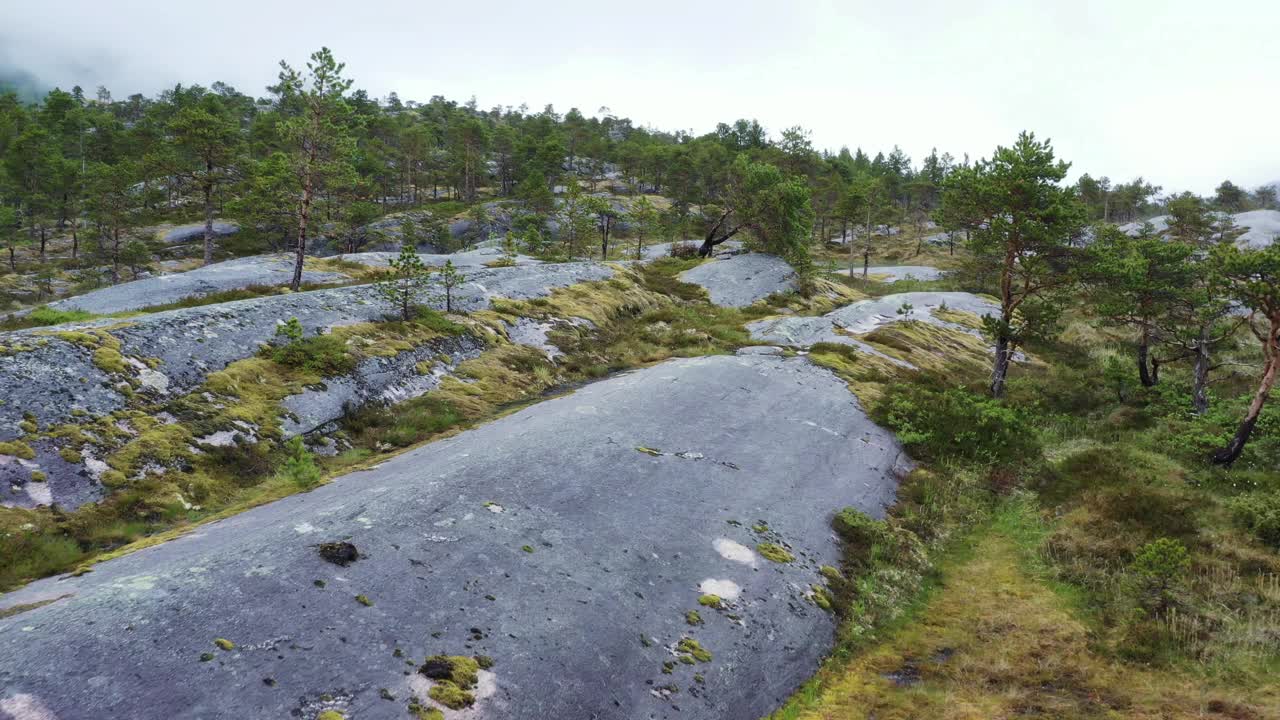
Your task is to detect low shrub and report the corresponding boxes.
[344,396,462,449]
[279,436,322,489]
[1227,490,1280,548]
[413,306,465,335]
[270,333,355,376]
[0,306,96,330]
[876,383,1040,468]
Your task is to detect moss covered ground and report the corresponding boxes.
[769,299,1280,719]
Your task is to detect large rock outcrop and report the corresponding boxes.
[678,253,797,307]
[44,255,350,315]
[160,222,240,245]
[748,291,1002,367]
[0,353,906,720]
[0,263,614,509]
[1119,209,1280,248]
[832,265,944,283]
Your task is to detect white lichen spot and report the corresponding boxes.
[137,368,170,394]
[114,575,156,592]
[356,516,374,528]
[699,578,742,600]
[0,692,60,720]
[24,481,53,507]
[484,503,505,514]
[433,517,456,527]
[81,454,108,481]
[293,522,318,534]
[713,538,757,566]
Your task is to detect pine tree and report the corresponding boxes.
[438,259,466,313]
[1208,242,1280,465]
[169,94,242,265]
[274,48,357,290]
[942,132,1086,397]
[375,244,432,320]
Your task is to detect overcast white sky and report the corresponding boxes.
[4,0,1277,195]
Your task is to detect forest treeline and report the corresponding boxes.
[0,49,1277,465]
[2,48,1277,272]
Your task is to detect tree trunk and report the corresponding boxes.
[990,334,1013,398]
[1212,322,1278,466]
[7,246,14,271]
[697,210,740,257]
[847,225,856,277]
[203,174,215,266]
[1191,330,1211,415]
[71,221,78,259]
[292,161,315,291]
[1137,330,1156,387]
[111,227,121,284]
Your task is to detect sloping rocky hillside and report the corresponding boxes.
[0,353,907,720]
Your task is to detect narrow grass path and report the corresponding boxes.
[780,502,1278,720]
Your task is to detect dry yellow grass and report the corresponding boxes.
[782,529,1278,720]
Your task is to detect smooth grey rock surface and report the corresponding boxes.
[0,263,615,508]
[0,354,905,720]
[336,247,541,269]
[1,262,613,438]
[636,240,743,261]
[825,292,998,334]
[747,291,1001,368]
[160,222,240,245]
[678,253,796,307]
[45,255,348,315]
[832,265,944,283]
[1118,209,1280,248]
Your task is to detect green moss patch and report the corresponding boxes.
[418,654,487,710]
[0,441,35,460]
[757,542,795,563]
[675,637,713,663]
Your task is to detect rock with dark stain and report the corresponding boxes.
[317,542,359,566]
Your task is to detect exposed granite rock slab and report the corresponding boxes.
[280,333,488,437]
[45,255,348,315]
[0,353,906,720]
[678,253,797,307]
[1118,209,1280,249]
[336,247,541,269]
[747,292,1002,368]
[832,265,944,283]
[160,222,240,245]
[0,263,615,508]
